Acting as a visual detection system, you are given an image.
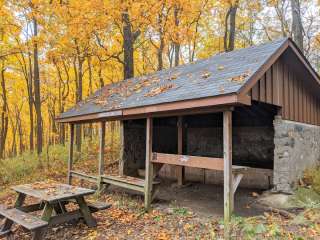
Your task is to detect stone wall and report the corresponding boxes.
[273,116,320,193]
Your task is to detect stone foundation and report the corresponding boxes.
[273,116,320,193]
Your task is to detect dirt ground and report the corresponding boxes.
[154,182,265,218]
[1,181,275,240]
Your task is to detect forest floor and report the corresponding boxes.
[0,144,320,239]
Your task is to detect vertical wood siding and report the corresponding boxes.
[249,59,320,126]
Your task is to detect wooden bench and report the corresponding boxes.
[0,205,48,239]
[102,175,160,193]
[86,201,112,213]
[151,152,248,194]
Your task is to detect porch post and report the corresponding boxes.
[67,123,75,185]
[223,110,233,234]
[119,120,125,176]
[144,117,153,211]
[98,121,106,191]
[177,116,185,185]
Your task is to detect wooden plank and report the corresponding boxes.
[232,173,244,195]
[251,81,259,101]
[102,176,144,192]
[144,117,153,211]
[76,196,97,227]
[289,71,294,120]
[176,116,184,186]
[68,123,74,185]
[152,153,224,171]
[223,110,233,236]
[123,106,235,120]
[0,193,26,232]
[272,63,279,105]
[0,207,48,230]
[48,209,82,226]
[259,74,266,102]
[266,68,273,104]
[293,75,299,121]
[41,203,53,222]
[12,184,95,204]
[119,120,125,176]
[303,85,307,123]
[70,171,98,183]
[103,175,145,187]
[283,64,289,119]
[123,94,249,117]
[306,91,311,124]
[298,78,303,122]
[278,60,284,106]
[56,110,123,123]
[98,121,106,191]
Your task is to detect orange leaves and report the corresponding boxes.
[201,71,211,79]
[144,83,175,97]
[229,70,252,83]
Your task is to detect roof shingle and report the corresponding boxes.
[58,38,288,119]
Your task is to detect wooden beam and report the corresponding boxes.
[144,117,153,211]
[223,110,233,237]
[152,153,224,171]
[67,124,74,185]
[98,121,106,191]
[57,94,249,124]
[122,106,235,121]
[56,110,123,123]
[232,173,244,195]
[176,116,184,185]
[119,120,125,176]
[124,94,249,117]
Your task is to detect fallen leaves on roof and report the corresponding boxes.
[201,71,211,79]
[144,84,175,97]
[219,85,225,94]
[93,99,109,106]
[217,65,225,71]
[229,70,252,83]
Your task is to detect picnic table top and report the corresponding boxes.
[11,182,95,203]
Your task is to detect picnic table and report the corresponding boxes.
[0,182,111,240]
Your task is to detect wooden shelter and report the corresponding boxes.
[56,38,320,224]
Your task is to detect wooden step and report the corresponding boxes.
[87,201,112,213]
[102,175,160,193]
[0,205,48,231]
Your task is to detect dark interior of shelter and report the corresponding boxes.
[122,101,279,177]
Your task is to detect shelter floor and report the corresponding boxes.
[109,181,266,218]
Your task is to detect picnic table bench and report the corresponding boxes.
[0,182,111,240]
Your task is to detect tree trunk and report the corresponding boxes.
[74,53,83,152]
[0,64,8,159]
[33,18,43,155]
[28,52,34,151]
[224,1,239,52]
[290,0,303,51]
[157,37,164,71]
[174,5,180,67]
[122,11,140,79]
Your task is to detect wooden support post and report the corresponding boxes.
[223,110,233,237]
[98,121,106,191]
[119,120,125,176]
[67,124,75,185]
[177,116,185,186]
[144,117,153,211]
